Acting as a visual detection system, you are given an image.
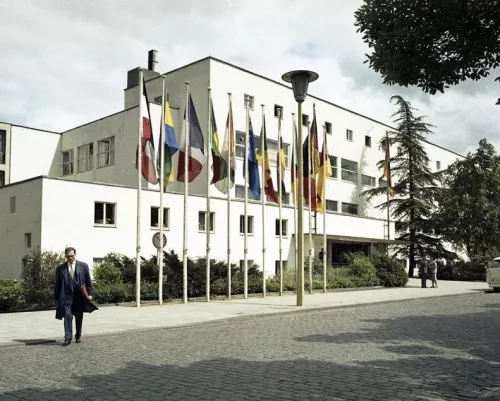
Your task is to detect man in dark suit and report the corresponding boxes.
[54,247,96,346]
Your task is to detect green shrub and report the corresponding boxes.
[93,263,122,284]
[344,253,380,286]
[438,260,486,281]
[369,250,408,287]
[0,279,25,312]
[93,282,133,304]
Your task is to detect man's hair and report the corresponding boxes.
[65,247,76,255]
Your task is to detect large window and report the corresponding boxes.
[78,143,94,172]
[341,202,358,215]
[236,131,289,167]
[150,207,169,229]
[361,174,376,187]
[0,130,5,164]
[97,136,115,167]
[62,149,74,176]
[94,202,116,226]
[341,158,358,183]
[326,200,338,212]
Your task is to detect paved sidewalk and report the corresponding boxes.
[0,278,490,347]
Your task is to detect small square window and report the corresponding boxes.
[239,259,255,272]
[436,161,441,170]
[275,219,288,236]
[365,135,371,147]
[62,149,74,176]
[24,233,31,248]
[94,202,116,226]
[341,202,358,215]
[244,94,254,109]
[275,260,288,275]
[274,105,283,119]
[9,196,16,213]
[239,215,254,234]
[397,147,403,156]
[325,122,332,134]
[150,207,169,229]
[302,114,309,126]
[198,211,215,232]
[326,200,338,212]
[346,129,353,141]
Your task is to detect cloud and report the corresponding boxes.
[0,0,498,155]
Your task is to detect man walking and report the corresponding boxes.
[54,247,97,346]
[420,257,428,288]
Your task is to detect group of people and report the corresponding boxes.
[420,257,438,288]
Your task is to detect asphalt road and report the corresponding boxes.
[0,292,499,401]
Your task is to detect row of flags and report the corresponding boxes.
[135,76,393,209]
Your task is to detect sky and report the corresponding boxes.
[0,0,498,156]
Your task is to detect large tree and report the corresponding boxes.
[363,95,451,277]
[354,0,500,104]
[434,139,500,258]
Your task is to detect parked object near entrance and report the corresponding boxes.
[486,257,500,292]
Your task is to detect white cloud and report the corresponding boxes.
[0,0,498,155]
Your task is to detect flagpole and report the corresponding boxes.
[322,125,327,293]
[386,131,391,247]
[244,97,249,299]
[183,81,190,304]
[206,88,212,302]
[278,108,283,296]
[136,69,143,309]
[292,113,298,282]
[307,119,313,295]
[227,93,232,300]
[158,76,166,305]
[260,104,266,298]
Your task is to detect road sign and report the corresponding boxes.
[152,232,167,249]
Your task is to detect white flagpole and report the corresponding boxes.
[227,93,232,300]
[183,81,190,304]
[322,125,327,293]
[278,108,283,296]
[260,104,266,298]
[292,113,298,279]
[136,70,143,308]
[244,97,249,299]
[206,88,212,302]
[307,119,313,295]
[158,77,166,305]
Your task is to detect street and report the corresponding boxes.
[0,292,499,401]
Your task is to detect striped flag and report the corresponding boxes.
[160,101,178,186]
[209,100,223,185]
[256,114,278,203]
[291,117,299,205]
[214,98,236,194]
[316,128,333,213]
[244,117,261,199]
[277,137,287,203]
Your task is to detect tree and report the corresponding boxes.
[362,95,451,277]
[354,0,500,104]
[434,139,500,258]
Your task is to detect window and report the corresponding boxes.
[97,136,115,167]
[281,192,290,205]
[395,221,404,232]
[397,147,403,156]
[302,114,309,126]
[0,171,4,187]
[328,156,338,178]
[0,130,5,164]
[239,259,255,272]
[254,135,289,168]
[244,94,254,109]
[92,258,103,267]
[436,161,441,170]
[379,178,387,188]
[235,184,261,201]
[275,260,288,275]
[325,122,332,135]
[9,196,16,213]
[61,149,74,176]
[153,96,162,104]
[239,215,254,234]
[77,143,94,172]
[346,129,353,141]
[151,207,170,229]
[94,202,116,226]
[274,105,283,119]
[275,219,288,236]
[341,158,358,183]
[361,174,376,187]
[198,211,215,232]
[24,233,31,248]
[236,131,245,159]
[342,202,358,215]
[326,200,338,212]
[365,135,371,147]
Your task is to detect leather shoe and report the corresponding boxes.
[62,339,71,346]
[75,335,81,344]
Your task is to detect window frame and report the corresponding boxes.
[239,215,254,235]
[97,136,115,168]
[94,201,117,227]
[150,206,170,229]
[77,142,94,173]
[198,211,215,233]
[61,149,74,176]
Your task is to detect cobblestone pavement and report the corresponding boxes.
[1,293,499,401]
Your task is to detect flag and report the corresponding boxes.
[256,114,278,203]
[209,99,223,185]
[214,98,236,194]
[291,117,299,206]
[177,94,205,183]
[277,137,287,203]
[159,100,178,186]
[383,134,394,196]
[136,78,159,184]
[316,130,333,213]
[303,110,319,209]
[243,117,261,199]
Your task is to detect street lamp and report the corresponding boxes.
[282,70,318,306]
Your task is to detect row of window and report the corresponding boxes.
[0,130,6,165]
[61,136,115,176]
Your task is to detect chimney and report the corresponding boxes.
[148,49,158,72]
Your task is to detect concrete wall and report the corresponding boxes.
[0,178,43,279]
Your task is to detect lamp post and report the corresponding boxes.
[282,70,318,306]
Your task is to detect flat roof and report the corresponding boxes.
[0,122,60,135]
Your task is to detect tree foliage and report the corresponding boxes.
[362,95,451,276]
[354,0,500,104]
[434,139,500,258]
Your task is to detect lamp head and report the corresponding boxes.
[282,70,319,103]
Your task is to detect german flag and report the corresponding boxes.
[256,114,278,203]
[383,132,394,196]
[316,127,333,213]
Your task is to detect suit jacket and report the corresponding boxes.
[54,260,98,320]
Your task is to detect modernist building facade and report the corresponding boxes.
[0,54,464,280]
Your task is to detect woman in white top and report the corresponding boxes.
[429,260,438,288]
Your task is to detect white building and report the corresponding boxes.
[0,52,464,280]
